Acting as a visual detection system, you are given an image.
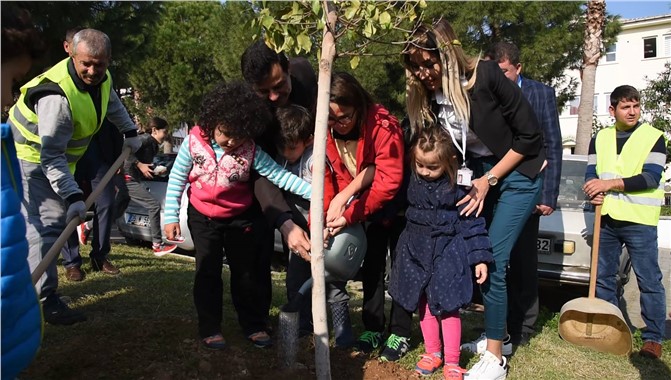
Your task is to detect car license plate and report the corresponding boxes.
[128,214,150,227]
[537,237,552,254]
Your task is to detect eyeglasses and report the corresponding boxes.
[328,113,354,125]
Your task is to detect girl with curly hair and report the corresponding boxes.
[163,81,311,350]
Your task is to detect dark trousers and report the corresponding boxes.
[361,216,412,337]
[61,162,116,267]
[187,203,271,339]
[507,213,540,337]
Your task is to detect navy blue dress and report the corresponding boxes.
[388,174,493,316]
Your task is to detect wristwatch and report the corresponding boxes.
[485,171,498,186]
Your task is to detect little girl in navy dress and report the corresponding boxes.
[388,126,493,379]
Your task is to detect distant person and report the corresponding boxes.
[389,126,492,378]
[583,85,667,360]
[122,116,176,255]
[63,26,84,56]
[479,41,563,348]
[1,4,45,378]
[163,81,312,350]
[8,28,142,325]
[275,104,375,347]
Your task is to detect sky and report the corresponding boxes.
[606,1,671,20]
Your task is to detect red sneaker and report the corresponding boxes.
[77,222,91,245]
[443,363,467,380]
[153,243,177,257]
[415,352,443,376]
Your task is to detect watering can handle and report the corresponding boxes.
[31,146,131,285]
[588,204,602,298]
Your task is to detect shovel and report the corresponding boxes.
[558,204,632,355]
[31,146,131,284]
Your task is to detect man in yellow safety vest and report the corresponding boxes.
[8,28,141,325]
[583,85,667,360]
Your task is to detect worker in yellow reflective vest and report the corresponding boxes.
[583,85,667,360]
[7,28,142,326]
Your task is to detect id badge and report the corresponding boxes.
[457,167,473,187]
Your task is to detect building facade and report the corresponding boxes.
[559,14,671,153]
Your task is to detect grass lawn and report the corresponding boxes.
[21,243,671,379]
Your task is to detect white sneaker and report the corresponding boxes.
[464,350,508,380]
[460,333,513,356]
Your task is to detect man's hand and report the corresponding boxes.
[590,193,605,205]
[137,162,154,178]
[326,193,349,223]
[123,135,142,153]
[325,216,347,238]
[583,178,620,198]
[535,204,554,216]
[66,200,87,223]
[279,219,311,261]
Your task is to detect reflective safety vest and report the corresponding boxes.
[8,58,111,173]
[596,123,665,226]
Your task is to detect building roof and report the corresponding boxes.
[621,13,671,26]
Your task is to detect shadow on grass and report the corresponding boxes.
[26,246,373,380]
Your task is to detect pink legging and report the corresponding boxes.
[418,295,461,365]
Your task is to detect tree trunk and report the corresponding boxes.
[309,2,337,378]
[575,0,606,155]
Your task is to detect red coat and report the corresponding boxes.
[325,104,404,224]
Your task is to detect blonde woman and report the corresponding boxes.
[403,19,545,379]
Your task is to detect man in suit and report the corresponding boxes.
[485,41,563,347]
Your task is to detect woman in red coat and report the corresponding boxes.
[324,72,404,352]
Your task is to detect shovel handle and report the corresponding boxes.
[588,204,602,298]
[31,146,131,285]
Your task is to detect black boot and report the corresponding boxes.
[330,300,353,348]
[42,294,86,325]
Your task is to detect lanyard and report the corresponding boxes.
[438,100,467,166]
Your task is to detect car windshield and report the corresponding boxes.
[556,159,592,211]
[146,153,176,182]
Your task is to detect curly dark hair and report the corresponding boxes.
[240,39,289,85]
[198,81,272,141]
[1,4,45,63]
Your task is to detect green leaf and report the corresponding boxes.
[379,11,391,28]
[344,5,357,20]
[261,15,274,29]
[363,20,373,37]
[350,55,360,70]
[296,32,312,53]
[312,0,321,15]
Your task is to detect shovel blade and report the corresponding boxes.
[558,297,632,356]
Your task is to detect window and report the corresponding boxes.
[605,44,616,62]
[569,96,580,116]
[604,92,612,112]
[644,37,657,58]
[664,35,671,57]
[593,94,599,114]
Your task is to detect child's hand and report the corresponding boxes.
[164,222,181,241]
[326,192,349,223]
[474,263,488,284]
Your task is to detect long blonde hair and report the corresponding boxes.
[403,18,479,139]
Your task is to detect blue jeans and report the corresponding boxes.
[596,215,666,343]
[473,157,542,341]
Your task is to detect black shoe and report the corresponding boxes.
[42,294,87,325]
[510,331,533,346]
